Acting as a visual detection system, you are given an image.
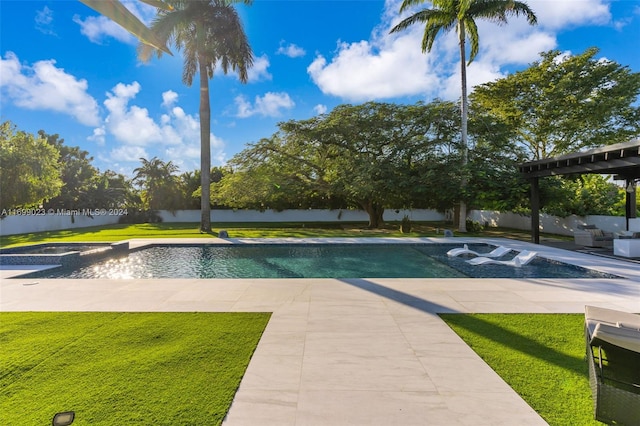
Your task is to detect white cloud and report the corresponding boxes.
[110,145,149,163]
[88,126,106,146]
[308,34,441,101]
[162,90,179,108]
[35,6,55,35]
[307,0,614,102]
[103,82,163,144]
[101,82,227,169]
[247,54,272,82]
[234,92,295,117]
[0,52,100,126]
[528,0,611,30]
[277,41,306,58]
[73,14,133,44]
[314,104,328,115]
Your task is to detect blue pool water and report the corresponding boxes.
[18,244,618,279]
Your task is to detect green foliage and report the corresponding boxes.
[117,209,163,224]
[37,131,134,210]
[0,121,63,209]
[0,312,270,425]
[466,107,531,211]
[400,215,412,233]
[465,219,484,232]
[133,157,182,210]
[38,131,99,209]
[472,48,640,159]
[541,175,625,217]
[215,101,462,227]
[441,314,600,425]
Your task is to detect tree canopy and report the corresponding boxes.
[215,101,466,227]
[472,47,640,159]
[0,122,63,209]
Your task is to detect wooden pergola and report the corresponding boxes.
[518,139,640,244]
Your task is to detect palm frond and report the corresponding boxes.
[464,18,479,63]
[398,0,429,14]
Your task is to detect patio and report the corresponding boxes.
[2,238,639,425]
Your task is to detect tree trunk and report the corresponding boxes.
[362,200,384,228]
[199,60,212,233]
[457,22,468,232]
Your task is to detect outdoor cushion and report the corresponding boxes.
[590,322,640,353]
[579,224,598,230]
[588,228,604,237]
[585,305,640,336]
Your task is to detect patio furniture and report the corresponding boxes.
[584,306,640,425]
[574,224,614,248]
[446,244,511,258]
[613,238,640,258]
[466,250,537,267]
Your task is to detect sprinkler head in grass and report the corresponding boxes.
[52,411,75,425]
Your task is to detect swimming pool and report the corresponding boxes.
[18,243,619,279]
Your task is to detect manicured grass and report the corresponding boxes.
[0,221,566,248]
[0,312,271,425]
[440,313,602,426]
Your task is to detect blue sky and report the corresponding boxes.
[1,0,639,177]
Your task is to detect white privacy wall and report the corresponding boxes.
[468,211,633,236]
[0,209,445,236]
[157,209,445,223]
[1,208,636,237]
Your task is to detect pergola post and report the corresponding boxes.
[531,177,540,244]
[626,179,637,230]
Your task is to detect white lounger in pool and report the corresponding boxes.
[467,250,538,267]
[447,244,511,258]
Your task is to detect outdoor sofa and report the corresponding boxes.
[574,224,614,248]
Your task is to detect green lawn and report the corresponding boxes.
[0,221,567,248]
[0,312,271,425]
[1,223,587,424]
[440,313,602,426]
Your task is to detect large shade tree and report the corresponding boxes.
[390,0,537,232]
[139,0,253,232]
[472,48,640,159]
[215,102,457,227]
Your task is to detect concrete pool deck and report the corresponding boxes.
[1,237,639,425]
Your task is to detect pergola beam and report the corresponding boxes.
[519,139,640,243]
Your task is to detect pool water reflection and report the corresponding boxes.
[18,243,620,280]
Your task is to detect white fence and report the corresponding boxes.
[0,211,121,237]
[158,209,445,224]
[2,207,637,237]
[0,209,445,237]
[468,210,640,236]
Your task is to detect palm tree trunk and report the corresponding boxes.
[199,60,212,233]
[457,21,468,233]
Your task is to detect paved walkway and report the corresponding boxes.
[2,238,639,425]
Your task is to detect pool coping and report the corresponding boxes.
[2,237,639,425]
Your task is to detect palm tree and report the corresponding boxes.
[139,0,253,232]
[133,156,179,210]
[390,0,536,232]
